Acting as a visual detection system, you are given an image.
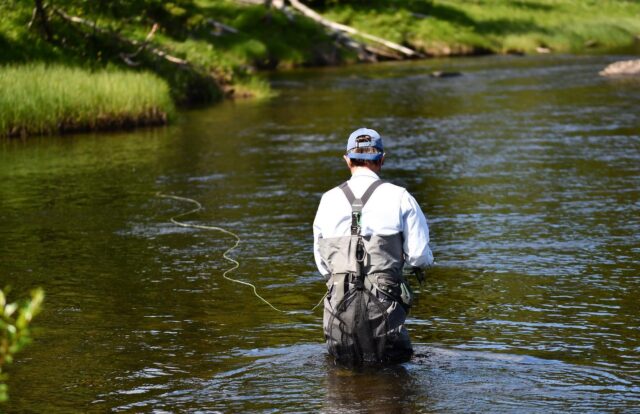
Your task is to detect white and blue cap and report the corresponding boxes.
[346,127,384,161]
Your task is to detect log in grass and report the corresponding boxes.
[0,64,175,137]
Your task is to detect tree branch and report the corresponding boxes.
[52,8,190,67]
[207,18,239,36]
[119,23,159,66]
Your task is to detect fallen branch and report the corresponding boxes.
[27,6,38,29]
[53,8,190,67]
[411,12,430,19]
[120,23,159,66]
[207,18,239,36]
[273,0,297,21]
[287,0,423,59]
[261,0,296,22]
[333,32,398,61]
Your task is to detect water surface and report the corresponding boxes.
[1,54,639,412]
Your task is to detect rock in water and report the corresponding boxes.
[599,59,640,76]
[430,71,462,78]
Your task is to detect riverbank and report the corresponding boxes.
[0,65,174,138]
[2,0,640,137]
[1,0,336,107]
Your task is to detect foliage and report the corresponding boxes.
[0,64,175,137]
[0,0,339,107]
[0,288,44,403]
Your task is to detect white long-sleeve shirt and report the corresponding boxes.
[313,169,434,276]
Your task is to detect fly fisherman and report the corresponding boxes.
[313,128,434,365]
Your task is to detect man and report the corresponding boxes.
[313,127,434,365]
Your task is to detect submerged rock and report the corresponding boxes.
[430,71,462,78]
[599,59,640,76]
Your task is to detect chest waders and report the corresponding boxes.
[321,180,413,366]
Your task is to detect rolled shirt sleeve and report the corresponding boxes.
[401,190,434,268]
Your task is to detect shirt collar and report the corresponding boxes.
[351,169,380,180]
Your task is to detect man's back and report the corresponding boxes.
[313,169,433,278]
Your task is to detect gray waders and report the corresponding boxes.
[319,180,413,366]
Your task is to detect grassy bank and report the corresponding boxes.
[320,0,640,55]
[1,1,639,137]
[0,65,174,137]
[4,2,639,90]
[0,0,342,105]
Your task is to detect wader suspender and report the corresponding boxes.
[339,180,386,288]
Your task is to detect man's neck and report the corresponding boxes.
[350,166,381,176]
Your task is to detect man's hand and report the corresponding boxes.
[412,267,425,286]
[403,266,425,286]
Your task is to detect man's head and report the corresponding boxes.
[344,127,385,172]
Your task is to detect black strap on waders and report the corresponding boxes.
[339,180,386,289]
[339,180,386,236]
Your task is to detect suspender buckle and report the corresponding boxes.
[351,211,361,235]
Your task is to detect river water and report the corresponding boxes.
[1,55,639,412]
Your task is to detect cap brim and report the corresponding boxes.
[347,152,383,161]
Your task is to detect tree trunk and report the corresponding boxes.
[32,0,53,40]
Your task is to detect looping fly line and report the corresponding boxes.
[156,193,325,315]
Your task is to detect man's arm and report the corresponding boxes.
[401,190,434,268]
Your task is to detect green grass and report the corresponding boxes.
[0,64,175,137]
[321,0,640,55]
[1,0,640,138]
[0,0,341,105]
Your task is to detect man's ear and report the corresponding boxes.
[380,154,385,166]
[343,155,352,168]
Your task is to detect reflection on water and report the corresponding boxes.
[1,55,639,412]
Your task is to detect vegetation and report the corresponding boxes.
[0,64,174,137]
[0,0,340,106]
[0,288,44,402]
[319,0,640,55]
[1,0,639,136]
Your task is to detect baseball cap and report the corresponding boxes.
[346,127,384,161]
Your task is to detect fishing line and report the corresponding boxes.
[156,193,326,315]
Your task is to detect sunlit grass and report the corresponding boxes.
[233,75,276,100]
[0,64,175,137]
[322,0,640,55]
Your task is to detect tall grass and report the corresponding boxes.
[0,64,175,137]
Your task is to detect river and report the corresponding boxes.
[1,54,639,412]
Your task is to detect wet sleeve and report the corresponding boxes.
[401,190,434,268]
[313,194,330,276]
